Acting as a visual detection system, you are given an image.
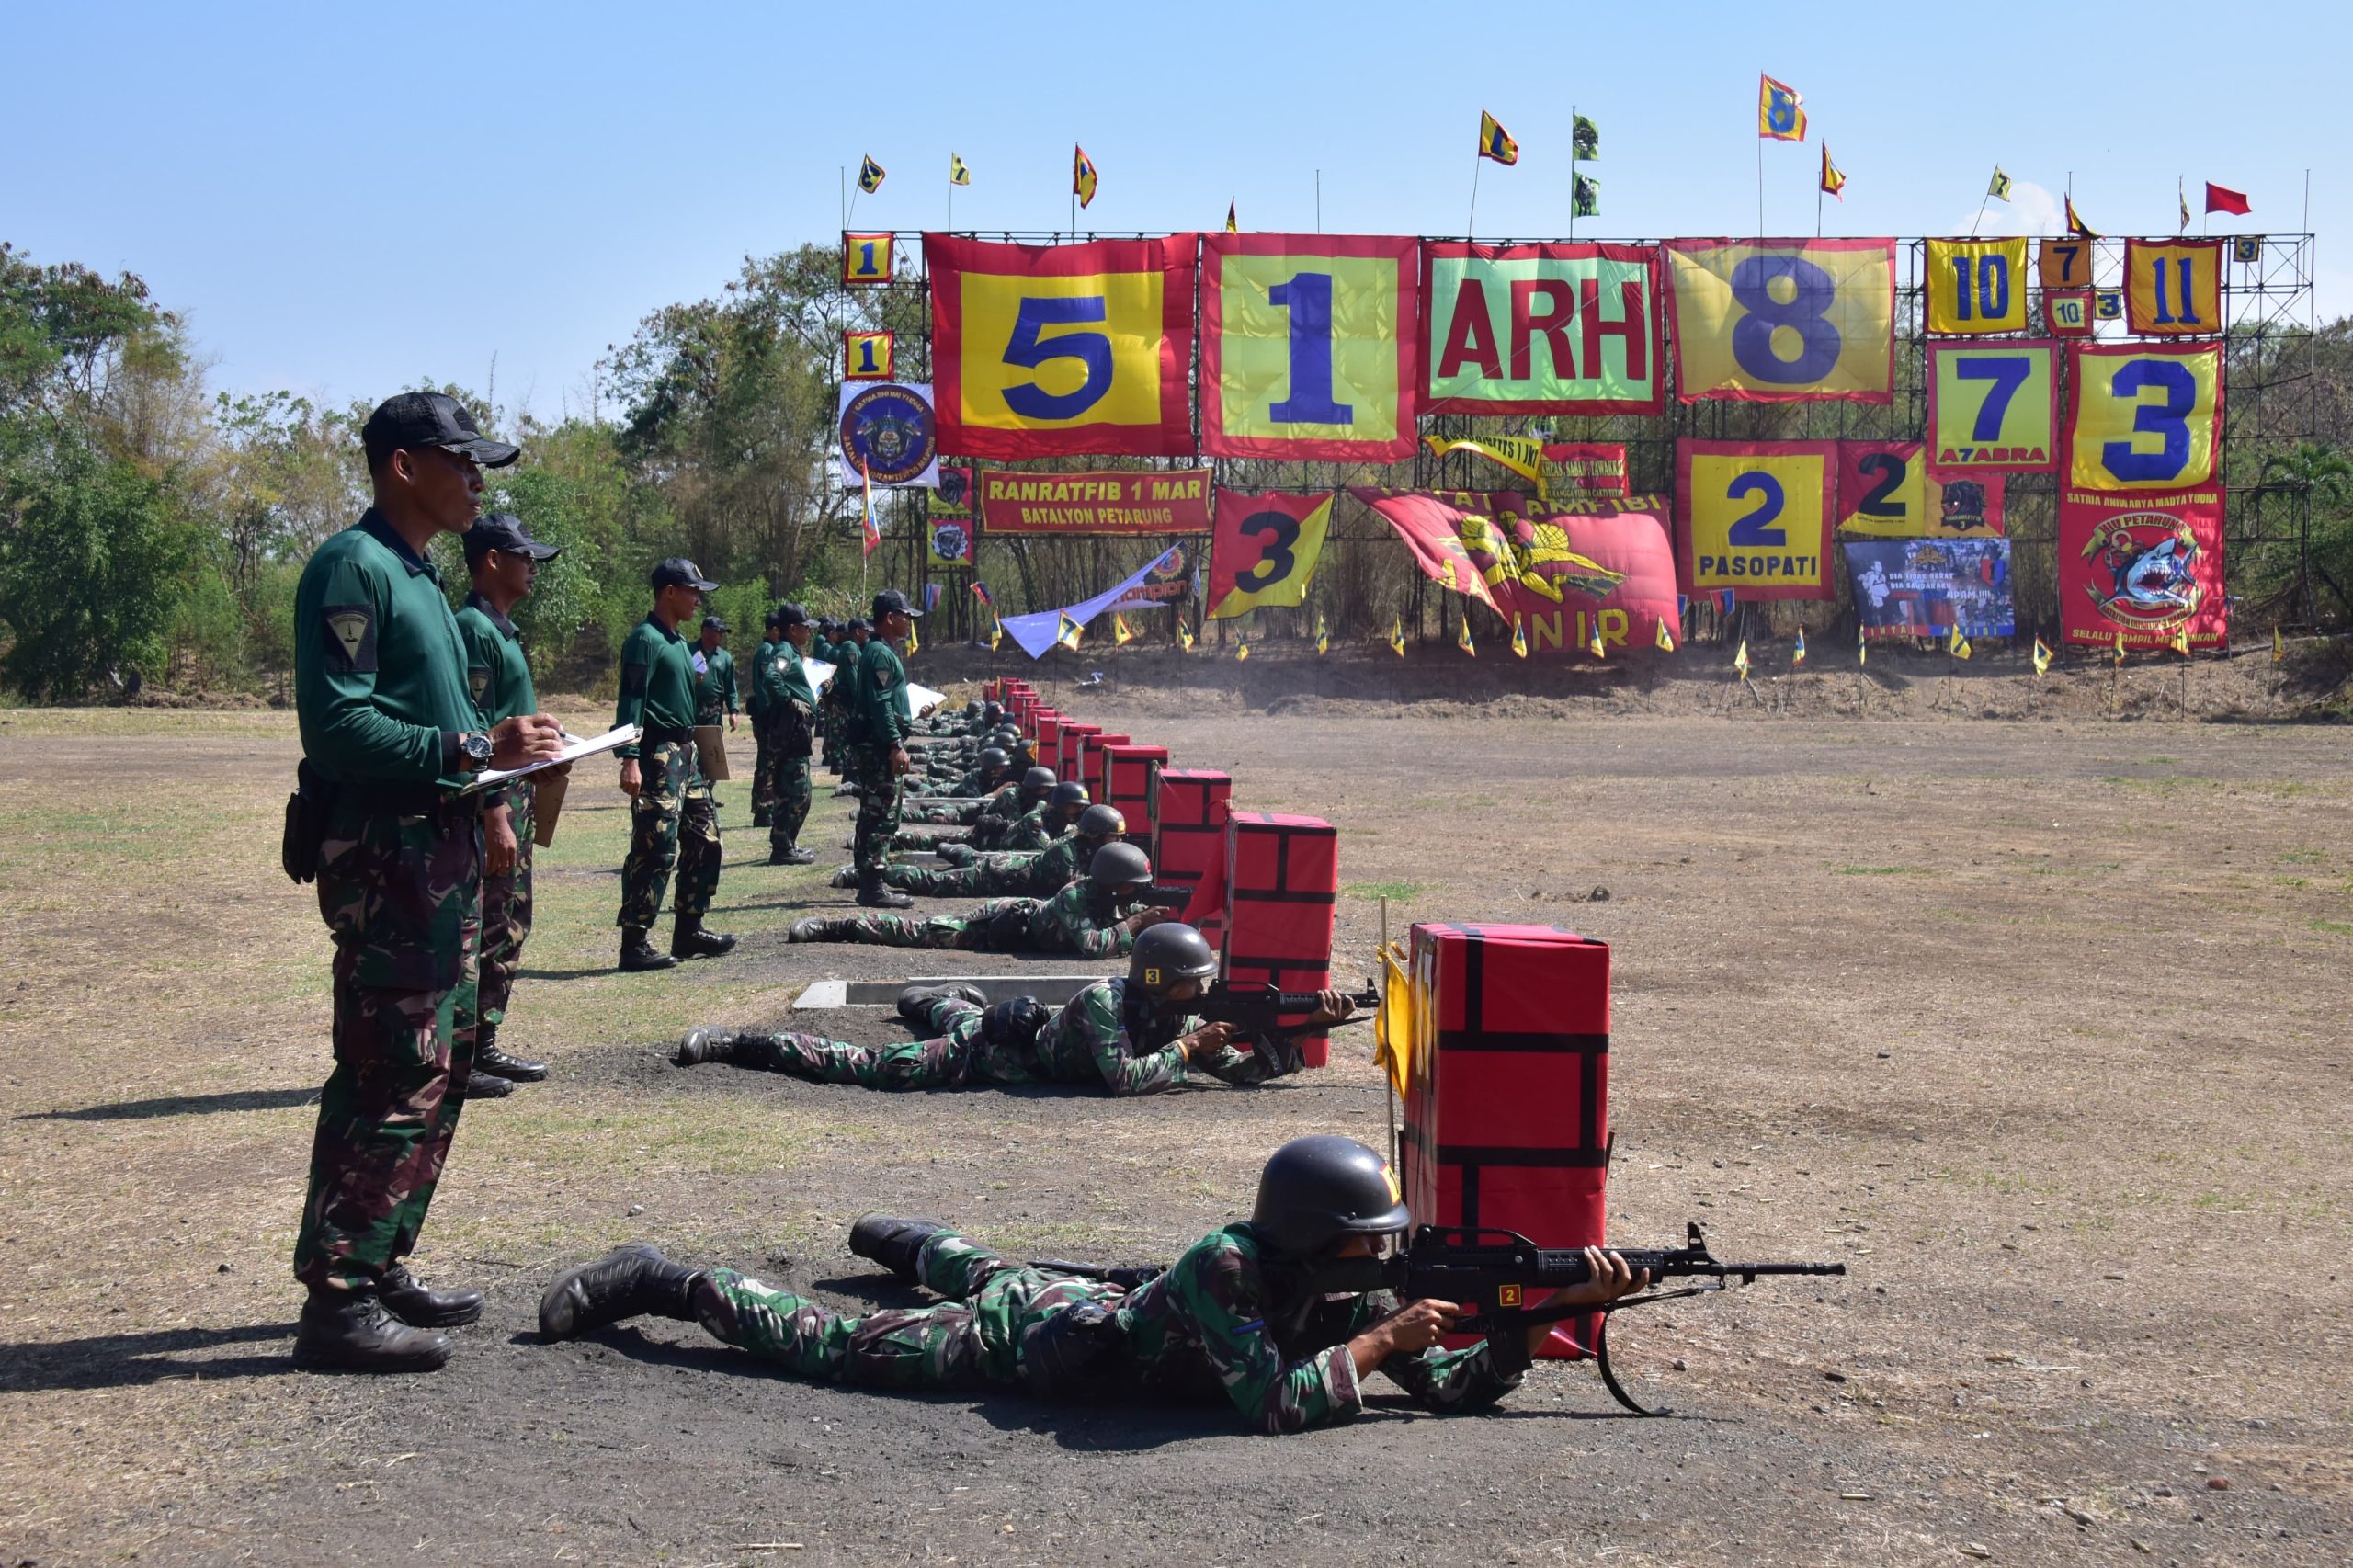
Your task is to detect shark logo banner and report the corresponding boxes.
[2058,485,2227,649]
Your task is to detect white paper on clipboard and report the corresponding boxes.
[460,723,640,793]
[802,659,944,717]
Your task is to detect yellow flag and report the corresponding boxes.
[1390,618,1406,656]
[1587,621,1606,659]
[2114,627,2127,665]
[905,618,920,656]
[1176,618,1194,652]
[2032,637,2052,676]
[1733,638,1750,677]
[1113,613,1136,647]
[1858,623,1867,666]
[988,616,1002,652]
[1792,626,1807,667]
[1951,627,1972,661]
[1510,616,1528,659]
[1055,614,1083,652]
[1654,616,1676,653]
[2170,624,2191,657]
[1235,631,1250,661]
[2274,625,2285,665]
[1315,614,1330,656]
[1372,946,1415,1100]
[1458,615,1476,657]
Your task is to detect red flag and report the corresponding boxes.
[2204,182,2251,216]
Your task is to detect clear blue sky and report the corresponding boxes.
[8,1,2342,421]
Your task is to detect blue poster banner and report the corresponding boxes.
[1000,544,1187,658]
[1844,539,2015,639]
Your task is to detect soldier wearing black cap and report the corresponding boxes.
[451,513,563,1099]
[844,589,923,908]
[612,559,736,971]
[756,602,821,865]
[820,618,870,778]
[748,608,783,827]
[694,614,738,736]
[287,392,563,1372]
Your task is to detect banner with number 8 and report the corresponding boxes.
[1202,233,1419,460]
[2064,341,2224,493]
[1664,239,1894,403]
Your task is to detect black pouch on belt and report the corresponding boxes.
[280,759,339,884]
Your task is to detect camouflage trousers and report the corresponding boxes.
[882,853,1052,901]
[293,796,483,1294]
[903,797,987,826]
[768,755,813,852]
[848,743,905,873]
[749,711,778,820]
[618,739,720,929]
[695,1229,1117,1390]
[462,778,534,1032]
[800,897,1036,949]
[731,997,1037,1090]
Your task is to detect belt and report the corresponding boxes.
[334,777,480,815]
[641,725,695,748]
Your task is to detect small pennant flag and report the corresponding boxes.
[1587,620,1606,660]
[1073,145,1098,209]
[2273,625,2286,665]
[1793,626,1808,666]
[1988,166,2013,202]
[1510,616,1529,659]
[905,617,920,656]
[1733,638,1751,677]
[1314,614,1330,656]
[1478,109,1518,165]
[1234,628,1250,661]
[1390,618,1407,656]
[2179,178,2192,234]
[1573,173,1599,218]
[1113,613,1136,647]
[1820,147,1846,200]
[1573,114,1599,161]
[858,154,886,194]
[1055,613,1083,652]
[2206,181,2252,217]
[1458,615,1476,657]
[988,616,1002,652]
[2032,637,2052,676]
[970,580,994,608]
[1176,618,1194,652]
[858,457,881,557]
[2170,624,2192,658]
[2065,195,2098,238]
[1654,616,1676,653]
[1950,627,1972,661]
[949,153,971,187]
[2113,628,2127,665]
[1758,74,1806,141]
[1858,622,1868,666]
[1224,198,1238,233]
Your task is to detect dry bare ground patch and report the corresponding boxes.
[2,666,2348,1565]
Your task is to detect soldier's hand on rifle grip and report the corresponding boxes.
[1348,1297,1464,1375]
[1177,1021,1235,1062]
[1308,989,1356,1026]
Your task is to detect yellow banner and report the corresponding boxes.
[2124,239,2223,336]
[1925,237,2028,335]
[1927,343,2057,472]
[1677,440,1836,599]
[1665,239,1894,403]
[2065,343,2222,492]
[1202,234,1418,460]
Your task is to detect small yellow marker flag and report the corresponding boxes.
[988,616,1002,652]
[2114,628,2127,665]
[1315,614,1330,656]
[1654,616,1676,653]
[1113,613,1136,647]
[1792,626,1807,667]
[1458,615,1476,657]
[1055,614,1083,653]
[2032,637,2052,676]
[1950,627,1972,661]
[905,618,920,656]
[1733,638,1750,678]
[1858,621,1867,666]
[1390,618,1406,656]
[1176,618,1194,652]
[1587,621,1606,660]
[2170,624,2192,658]
[1510,616,1529,659]
[2274,625,2285,665]
[1234,628,1250,661]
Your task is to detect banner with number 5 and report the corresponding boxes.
[927,233,1197,459]
[1201,233,1419,460]
[2064,342,2224,493]
[1664,239,1894,403]
[1675,440,1836,600]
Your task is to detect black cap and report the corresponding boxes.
[847,618,870,633]
[701,614,729,633]
[763,607,784,629]
[361,392,519,471]
[871,587,924,620]
[651,557,719,592]
[776,602,811,628]
[462,512,560,566]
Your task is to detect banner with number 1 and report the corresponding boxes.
[1200,233,1420,460]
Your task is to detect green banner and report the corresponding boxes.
[1424,243,1663,415]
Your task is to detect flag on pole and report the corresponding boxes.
[2178,178,2192,233]
[1224,199,1238,233]
[988,616,1001,652]
[1858,622,1867,666]
[1055,613,1084,652]
[1391,618,1407,656]
[858,154,886,194]
[2113,628,2127,665]
[1113,613,1136,646]
[1573,114,1599,161]
[1073,145,1098,208]
[1951,627,1972,660]
[1793,625,1808,666]
[1458,615,1476,657]
[1234,628,1251,661]
[1587,620,1606,660]
[949,154,971,187]
[1987,166,2013,201]
[1733,638,1751,677]
[2065,195,2098,237]
[1758,74,1806,141]
[1510,616,1528,659]
[905,616,920,656]
[2273,625,2286,664]
[858,457,881,556]
[1654,616,1676,653]
[2032,637,2052,675]
[2206,181,2252,216]
[1176,618,1195,652]
[1477,110,1518,165]
[970,580,994,608]
[1820,147,1846,199]
[922,583,941,614]
[2170,624,2192,657]
[1573,174,1599,218]
[1315,614,1330,656]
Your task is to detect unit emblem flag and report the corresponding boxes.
[2058,486,2227,649]
[835,381,939,488]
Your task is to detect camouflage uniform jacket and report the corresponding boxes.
[993,804,1064,854]
[1032,976,1274,1096]
[1026,880,1135,957]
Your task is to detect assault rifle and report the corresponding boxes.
[1190,980,1381,1077]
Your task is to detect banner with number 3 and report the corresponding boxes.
[1665,239,1894,404]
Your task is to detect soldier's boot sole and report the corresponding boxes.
[847,1214,949,1282]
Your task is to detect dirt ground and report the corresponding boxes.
[3,663,2350,1566]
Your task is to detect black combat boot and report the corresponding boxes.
[672,915,738,960]
[464,1070,516,1099]
[674,1027,748,1066]
[896,983,987,1025]
[828,865,858,888]
[293,1290,451,1372]
[768,844,816,866]
[787,916,847,943]
[848,1214,949,1282]
[380,1263,484,1327]
[473,1023,550,1084]
[538,1244,703,1340]
[620,926,678,972]
[856,869,912,910]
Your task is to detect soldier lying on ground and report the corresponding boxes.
[676,921,1328,1095]
[892,778,1083,858]
[844,794,1104,897]
[899,765,1054,832]
[905,745,1012,800]
[786,840,1173,957]
[537,1134,1645,1434]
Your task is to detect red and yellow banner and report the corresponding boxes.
[1201,233,1418,460]
[2058,486,2227,648]
[1664,239,1894,403]
[844,330,894,381]
[843,233,893,285]
[1924,237,2029,335]
[1835,441,1927,537]
[978,467,1212,535]
[1927,341,2058,472]
[1206,490,1335,618]
[928,234,1196,460]
[2037,236,2094,291]
[1422,243,1663,415]
[2123,238,2224,336]
[1675,439,1836,599]
[2065,341,2224,492]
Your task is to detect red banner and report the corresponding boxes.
[1207,490,1333,618]
[928,234,1196,460]
[1542,442,1630,494]
[2058,486,2228,649]
[978,467,1212,535]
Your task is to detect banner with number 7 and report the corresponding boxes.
[1927,342,2058,473]
[1201,233,1420,460]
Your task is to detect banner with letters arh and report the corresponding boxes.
[1423,243,1663,415]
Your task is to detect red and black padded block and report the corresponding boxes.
[1031,710,1062,754]
[1055,722,1100,783]
[1099,744,1167,846]
[1400,922,1608,1359]
[1150,767,1231,947]
[1074,732,1128,799]
[1222,812,1339,1067]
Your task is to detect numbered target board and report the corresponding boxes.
[928,234,1196,459]
[1926,237,2029,335]
[1675,440,1836,599]
[843,232,893,286]
[1423,242,1664,415]
[2065,341,2223,492]
[1836,441,1927,537]
[843,330,894,381]
[1202,233,1418,460]
[1927,342,2058,472]
[1665,239,1894,403]
[1205,489,1336,618]
[2123,239,2224,336]
[2038,237,2095,292]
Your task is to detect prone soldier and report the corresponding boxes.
[787,840,1175,956]
[899,764,1054,830]
[613,559,736,971]
[841,799,1120,900]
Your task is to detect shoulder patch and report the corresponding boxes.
[321,605,377,672]
[873,665,897,688]
[468,665,491,702]
[619,661,648,698]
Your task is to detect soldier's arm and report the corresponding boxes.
[614,631,650,760]
[453,615,508,809]
[1166,1234,1366,1434]
[295,555,449,781]
[1349,1290,1528,1412]
[1067,986,1188,1096]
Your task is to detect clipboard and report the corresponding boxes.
[462,723,640,793]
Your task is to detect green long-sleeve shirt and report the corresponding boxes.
[693,642,737,723]
[614,613,697,760]
[454,593,537,726]
[850,635,912,747]
[746,639,775,716]
[293,510,479,790]
[756,639,817,711]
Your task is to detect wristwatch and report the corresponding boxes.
[459,732,494,768]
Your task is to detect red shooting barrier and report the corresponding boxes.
[1149,767,1230,949]
[1222,812,1339,1068]
[1401,922,1609,1360]
[1031,710,1063,756]
[1099,744,1167,846]
[1056,723,1101,784]
[1074,732,1128,799]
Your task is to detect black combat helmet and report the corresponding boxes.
[1019,767,1057,801]
[1128,921,1217,1001]
[1250,1135,1412,1258]
[964,699,983,717]
[976,746,1010,773]
[1047,780,1092,812]
[1074,803,1126,841]
[983,702,1006,723]
[1087,840,1152,890]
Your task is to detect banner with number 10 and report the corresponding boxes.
[1201,233,1420,461]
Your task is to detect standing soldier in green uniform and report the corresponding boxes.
[845,592,921,909]
[287,392,563,1371]
[759,601,820,866]
[692,614,738,792]
[748,609,780,827]
[451,513,562,1100]
[613,559,736,971]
